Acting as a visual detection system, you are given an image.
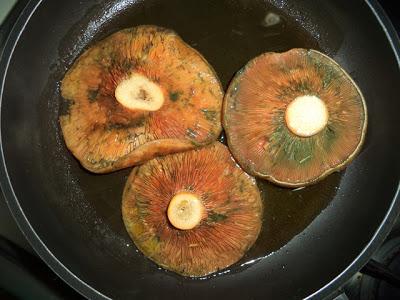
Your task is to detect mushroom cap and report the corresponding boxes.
[122,142,263,277]
[60,25,223,173]
[223,49,367,187]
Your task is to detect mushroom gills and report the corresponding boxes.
[223,48,367,187]
[59,25,223,173]
[122,142,263,277]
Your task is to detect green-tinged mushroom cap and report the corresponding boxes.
[223,49,367,187]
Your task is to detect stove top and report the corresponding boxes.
[0,1,398,299]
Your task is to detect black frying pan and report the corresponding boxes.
[0,0,399,299]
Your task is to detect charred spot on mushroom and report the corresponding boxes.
[59,25,223,173]
[223,48,367,187]
[87,89,99,102]
[122,142,263,277]
[169,91,181,102]
[59,98,74,116]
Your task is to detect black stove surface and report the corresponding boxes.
[0,1,398,299]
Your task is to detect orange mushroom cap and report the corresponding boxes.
[60,25,223,173]
[122,142,263,277]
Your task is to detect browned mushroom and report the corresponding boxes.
[60,25,223,173]
[122,142,263,277]
[223,48,367,187]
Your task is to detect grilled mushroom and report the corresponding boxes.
[122,142,263,276]
[223,49,367,187]
[60,25,223,173]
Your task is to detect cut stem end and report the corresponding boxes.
[285,95,329,137]
[115,73,164,111]
[167,192,204,230]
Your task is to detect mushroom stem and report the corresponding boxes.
[285,95,329,137]
[115,73,164,111]
[167,192,205,230]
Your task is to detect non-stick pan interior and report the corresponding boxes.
[1,0,399,299]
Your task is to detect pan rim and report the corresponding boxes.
[0,0,399,299]
[0,1,111,299]
[306,1,400,299]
